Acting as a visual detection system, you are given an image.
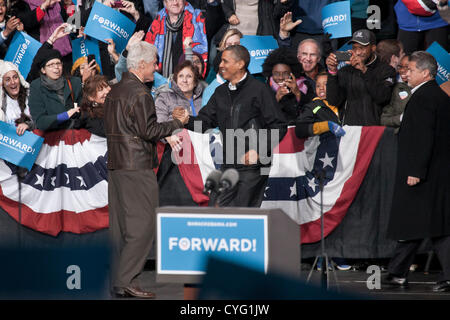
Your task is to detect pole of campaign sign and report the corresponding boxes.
[0,121,44,171]
[84,1,136,53]
[4,32,42,80]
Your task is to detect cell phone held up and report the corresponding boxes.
[112,1,124,8]
[87,54,96,65]
[335,51,352,62]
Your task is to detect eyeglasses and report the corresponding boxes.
[272,71,291,79]
[398,64,408,70]
[45,62,63,69]
[165,0,182,3]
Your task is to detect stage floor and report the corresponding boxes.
[115,263,450,300]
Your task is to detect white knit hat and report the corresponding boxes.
[0,60,29,89]
[0,60,29,121]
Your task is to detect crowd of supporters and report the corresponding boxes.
[0,0,449,287]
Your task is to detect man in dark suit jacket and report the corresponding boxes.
[383,51,450,292]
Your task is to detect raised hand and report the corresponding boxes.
[126,30,145,51]
[105,38,119,63]
[284,73,301,100]
[47,23,70,44]
[41,0,61,11]
[325,53,338,73]
[119,0,140,21]
[279,12,302,38]
[228,14,240,25]
[81,59,98,83]
[349,52,367,73]
[4,17,21,38]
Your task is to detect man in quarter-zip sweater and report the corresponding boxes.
[186,45,287,207]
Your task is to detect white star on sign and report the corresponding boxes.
[319,152,334,169]
[34,172,44,187]
[290,181,297,197]
[307,176,317,192]
[77,176,87,188]
[51,176,56,187]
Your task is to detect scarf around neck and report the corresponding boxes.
[41,74,65,104]
[162,10,184,77]
[24,0,72,57]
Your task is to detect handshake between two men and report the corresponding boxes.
[165,107,190,152]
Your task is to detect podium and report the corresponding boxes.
[156,206,300,284]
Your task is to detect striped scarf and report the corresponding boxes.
[162,12,184,77]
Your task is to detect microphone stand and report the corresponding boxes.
[306,170,340,292]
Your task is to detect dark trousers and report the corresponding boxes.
[217,166,268,207]
[397,26,449,55]
[388,235,450,281]
[109,169,159,290]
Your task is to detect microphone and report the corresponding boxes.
[203,170,223,194]
[218,168,239,194]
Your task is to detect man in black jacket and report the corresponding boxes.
[325,29,396,126]
[383,51,450,292]
[185,45,287,207]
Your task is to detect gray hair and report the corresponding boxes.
[410,51,437,79]
[297,38,322,57]
[127,41,158,70]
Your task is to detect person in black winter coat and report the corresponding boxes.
[325,29,396,126]
[383,51,450,293]
[186,45,287,207]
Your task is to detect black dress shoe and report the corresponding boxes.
[123,286,156,299]
[432,281,450,293]
[381,274,408,287]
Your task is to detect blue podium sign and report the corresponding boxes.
[321,1,352,39]
[71,37,103,74]
[426,41,450,85]
[0,121,44,170]
[4,32,42,79]
[240,35,278,74]
[84,1,136,53]
[157,213,268,275]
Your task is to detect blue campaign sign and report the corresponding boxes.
[84,1,136,53]
[426,41,450,85]
[157,213,268,274]
[71,37,103,74]
[240,35,278,74]
[0,121,44,171]
[321,1,352,39]
[4,32,42,79]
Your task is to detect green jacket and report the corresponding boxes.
[29,76,82,131]
[380,81,411,130]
